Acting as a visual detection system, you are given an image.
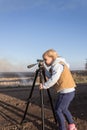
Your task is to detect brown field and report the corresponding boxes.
[0,71,87,130]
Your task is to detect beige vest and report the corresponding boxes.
[54,62,76,92]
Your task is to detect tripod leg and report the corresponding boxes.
[42,70,57,124]
[20,70,39,124]
[40,89,45,130]
[47,89,57,124]
[39,71,45,130]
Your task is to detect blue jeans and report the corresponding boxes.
[55,91,75,130]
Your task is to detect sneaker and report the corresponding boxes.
[68,124,77,130]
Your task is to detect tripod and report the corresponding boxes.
[21,61,57,130]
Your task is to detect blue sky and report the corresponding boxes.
[0,0,87,71]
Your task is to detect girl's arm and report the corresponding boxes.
[43,63,63,89]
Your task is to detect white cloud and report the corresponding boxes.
[46,0,87,11]
[0,0,49,11]
[63,0,87,10]
[0,0,87,12]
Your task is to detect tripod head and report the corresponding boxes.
[37,59,44,69]
[27,59,45,84]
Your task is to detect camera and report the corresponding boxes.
[27,59,44,69]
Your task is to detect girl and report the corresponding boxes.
[39,49,77,130]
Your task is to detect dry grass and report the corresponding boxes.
[0,71,87,87]
[72,71,87,84]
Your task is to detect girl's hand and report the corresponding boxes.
[39,83,44,90]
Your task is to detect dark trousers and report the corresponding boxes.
[55,91,75,130]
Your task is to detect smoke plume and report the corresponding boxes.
[0,59,27,72]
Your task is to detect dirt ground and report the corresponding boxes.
[0,83,87,130]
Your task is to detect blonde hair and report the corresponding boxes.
[43,49,59,60]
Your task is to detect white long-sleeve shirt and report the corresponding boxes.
[43,57,75,93]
